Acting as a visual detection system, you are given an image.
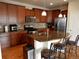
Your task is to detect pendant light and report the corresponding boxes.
[41,0,47,16]
[41,10,47,16]
[58,13,63,17]
[58,10,63,17]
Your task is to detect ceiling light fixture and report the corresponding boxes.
[50,3,53,5]
[41,0,47,16]
[64,0,67,1]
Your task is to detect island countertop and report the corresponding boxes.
[32,31,69,42]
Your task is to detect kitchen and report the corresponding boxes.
[0,0,79,59]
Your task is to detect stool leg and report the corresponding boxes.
[75,45,77,56]
[64,48,66,59]
[58,49,61,59]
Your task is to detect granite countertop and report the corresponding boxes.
[33,31,69,42]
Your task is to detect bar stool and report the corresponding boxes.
[41,49,56,59]
[50,36,71,59]
[41,42,57,59]
[67,35,79,56]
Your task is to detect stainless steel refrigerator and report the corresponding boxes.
[54,17,67,32]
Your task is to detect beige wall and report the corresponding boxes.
[67,0,79,35]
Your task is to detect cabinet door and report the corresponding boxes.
[40,10,47,23]
[0,3,7,25]
[25,9,34,16]
[18,6,25,24]
[47,11,52,22]
[8,4,18,24]
[30,9,35,16]
[10,32,19,46]
[0,33,10,48]
[52,10,60,24]
[34,8,41,22]
[25,9,31,16]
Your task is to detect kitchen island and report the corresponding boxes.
[33,30,69,59]
[33,30,69,42]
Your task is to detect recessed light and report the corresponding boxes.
[50,3,53,6]
[64,0,67,1]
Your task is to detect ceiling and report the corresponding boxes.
[12,0,68,9]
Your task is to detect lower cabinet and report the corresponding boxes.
[2,44,27,59]
[10,32,34,47]
[0,33,10,48]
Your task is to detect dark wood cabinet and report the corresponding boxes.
[17,6,25,24]
[8,4,18,24]
[25,9,35,17]
[10,32,34,47]
[61,10,67,17]
[47,11,53,22]
[0,33,10,48]
[34,8,41,22]
[0,3,7,25]
[52,10,60,24]
[40,10,47,23]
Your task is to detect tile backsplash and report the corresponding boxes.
[25,23,47,28]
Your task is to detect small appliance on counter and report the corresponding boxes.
[9,24,18,32]
[0,25,4,33]
[4,25,9,32]
[0,25,9,33]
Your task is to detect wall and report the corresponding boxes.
[67,0,79,35]
[67,0,79,45]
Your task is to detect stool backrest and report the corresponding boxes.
[75,35,79,44]
[63,35,71,45]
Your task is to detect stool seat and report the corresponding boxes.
[54,43,65,49]
[67,41,76,45]
[41,49,56,59]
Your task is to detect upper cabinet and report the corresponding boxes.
[52,10,60,24]
[25,9,35,17]
[47,11,53,22]
[17,6,25,24]
[0,3,7,25]
[34,8,48,23]
[0,2,67,25]
[0,3,26,25]
[61,10,67,17]
[8,4,18,24]
[34,8,41,22]
[40,10,47,23]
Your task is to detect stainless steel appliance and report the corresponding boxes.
[54,17,67,32]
